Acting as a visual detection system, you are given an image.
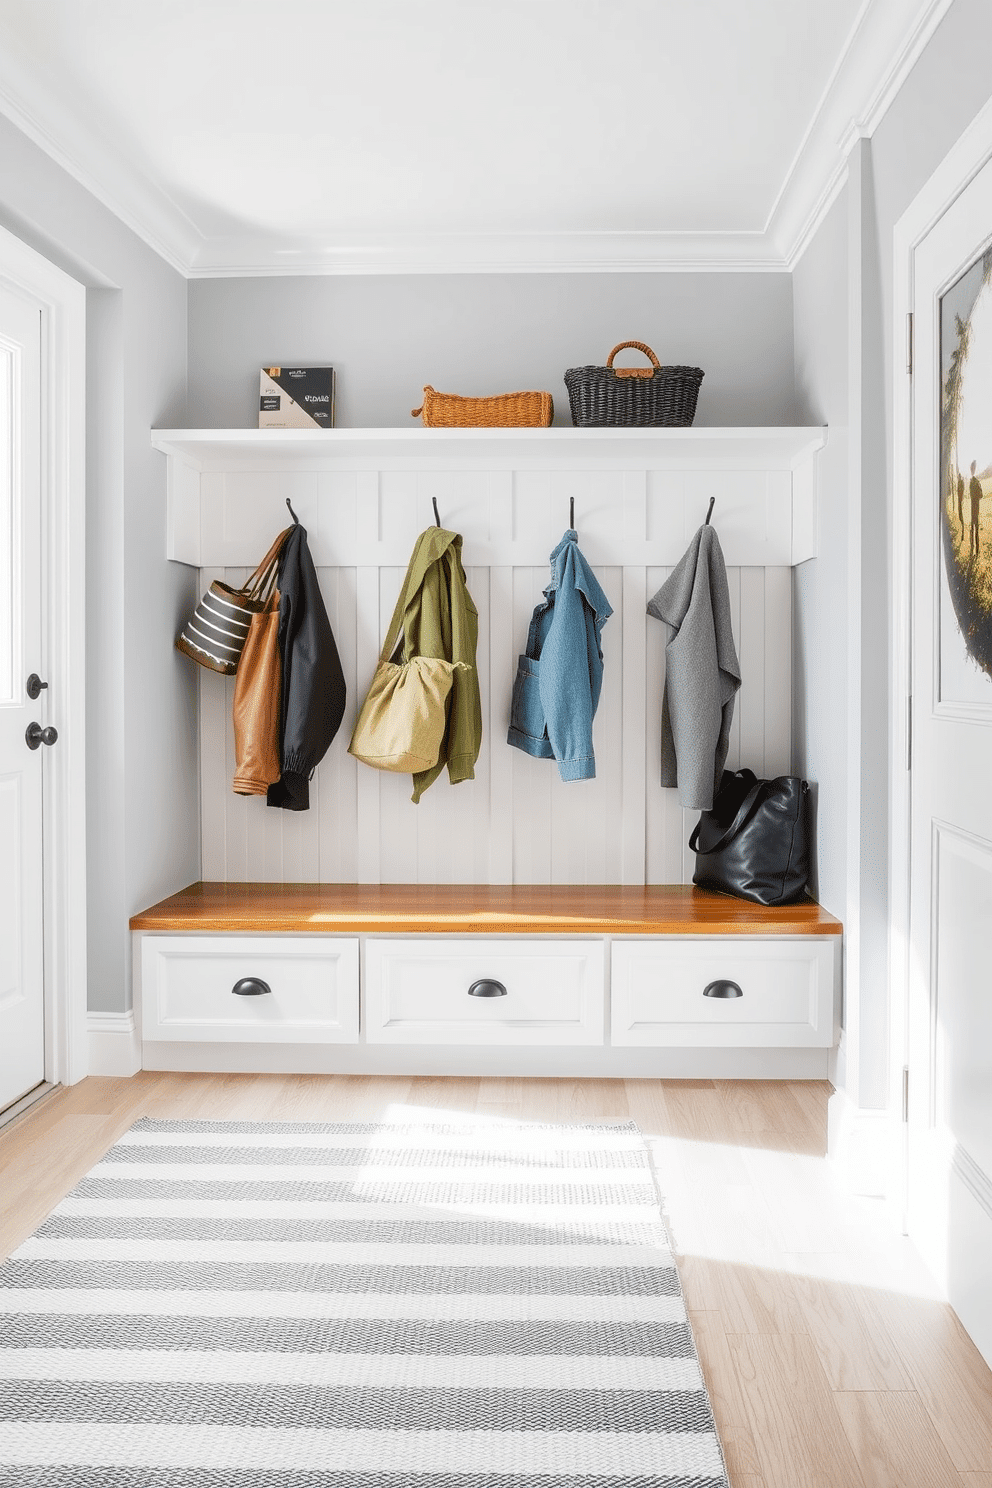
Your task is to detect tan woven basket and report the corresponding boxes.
[411,385,553,428]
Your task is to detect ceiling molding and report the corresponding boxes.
[188,230,789,278]
[769,0,955,266]
[0,40,201,275]
[0,0,957,280]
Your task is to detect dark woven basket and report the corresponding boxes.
[564,341,704,427]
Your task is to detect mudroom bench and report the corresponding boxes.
[129,883,842,1080]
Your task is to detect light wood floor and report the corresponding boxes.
[3,1072,991,1488]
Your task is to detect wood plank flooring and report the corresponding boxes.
[3,1072,991,1487]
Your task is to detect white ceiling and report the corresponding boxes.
[0,0,951,276]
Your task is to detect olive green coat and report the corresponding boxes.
[395,526,482,802]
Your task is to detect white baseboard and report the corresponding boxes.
[139,1042,831,1079]
[87,1010,141,1077]
[827,1082,902,1203]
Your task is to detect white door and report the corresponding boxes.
[0,282,47,1114]
[908,154,992,1366]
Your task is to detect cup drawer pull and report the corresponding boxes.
[468,978,507,998]
[703,979,743,999]
[232,977,272,997]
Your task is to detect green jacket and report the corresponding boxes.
[395,526,482,802]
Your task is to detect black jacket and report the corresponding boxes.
[267,520,346,811]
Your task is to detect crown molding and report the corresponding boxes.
[0,0,958,280]
[772,0,955,269]
[187,229,788,277]
[0,40,202,275]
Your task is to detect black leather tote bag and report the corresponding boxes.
[689,768,811,905]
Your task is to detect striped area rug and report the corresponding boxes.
[0,1117,729,1487]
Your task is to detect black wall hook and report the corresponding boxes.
[432,496,441,528]
[569,496,575,530]
[704,496,715,526]
[286,498,300,525]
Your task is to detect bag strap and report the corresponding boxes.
[377,551,422,668]
[239,526,293,604]
[689,778,764,854]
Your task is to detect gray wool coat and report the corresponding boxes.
[647,523,741,811]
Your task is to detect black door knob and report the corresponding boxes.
[26,674,49,700]
[25,722,58,750]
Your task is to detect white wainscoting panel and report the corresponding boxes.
[199,550,793,886]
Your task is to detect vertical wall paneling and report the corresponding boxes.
[187,451,803,887]
[620,472,648,885]
[763,564,793,777]
[354,564,382,884]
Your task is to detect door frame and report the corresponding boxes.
[891,96,992,1226]
[0,222,86,1090]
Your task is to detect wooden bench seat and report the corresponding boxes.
[130,881,843,938]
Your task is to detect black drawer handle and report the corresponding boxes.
[468,979,507,998]
[703,979,743,999]
[232,977,272,997]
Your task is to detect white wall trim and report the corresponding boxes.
[87,1011,141,1078]
[187,231,788,278]
[0,222,88,1087]
[891,89,992,1204]
[772,0,954,269]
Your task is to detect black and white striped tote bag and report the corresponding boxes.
[176,525,291,674]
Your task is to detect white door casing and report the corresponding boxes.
[895,114,992,1370]
[0,225,86,1097]
[0,282,45,1112]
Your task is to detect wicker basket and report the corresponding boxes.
[411,385,554,428]
[564,341,703,427]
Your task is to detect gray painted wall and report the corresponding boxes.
[0,112,197,1017]
[187,272,796,429]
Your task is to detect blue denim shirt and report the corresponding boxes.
[506,530,613,780]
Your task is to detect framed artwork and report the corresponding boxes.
[939,246,992,706]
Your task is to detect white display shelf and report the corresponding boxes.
[153,425,825,471]
[152,425,826,568]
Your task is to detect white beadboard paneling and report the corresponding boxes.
[724,565,743,772]
[354,564,383,884]
[197,470,796,887]
[738,567,767,774]
[621,566,647,885]
[763,564,793,777]
[487,564,514,883]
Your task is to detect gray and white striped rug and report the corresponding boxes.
[0,1117,729,1487]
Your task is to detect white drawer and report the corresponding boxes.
[610,937,839,1048]
[365,938,605,1045]
[140,935,360,1043]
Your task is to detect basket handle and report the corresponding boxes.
[411,385,434,419]
[607,341,660,379]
